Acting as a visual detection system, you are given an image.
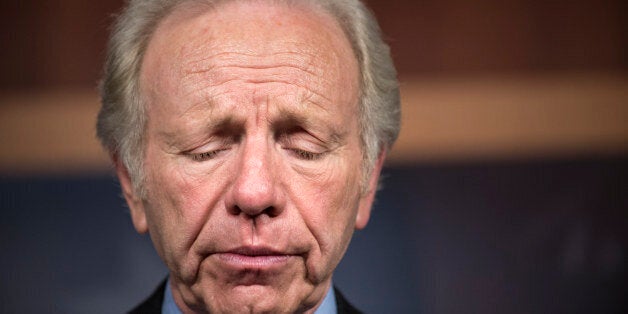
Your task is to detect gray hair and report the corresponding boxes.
[97,0,400,196]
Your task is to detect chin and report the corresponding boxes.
[199,285,314,313]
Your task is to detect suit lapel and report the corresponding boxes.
[128,279,167,314]
[334,287,363,314]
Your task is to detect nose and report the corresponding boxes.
[226,137,283,218]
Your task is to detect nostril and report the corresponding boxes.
[263,206,279,218]
[228,205,279,217]
[228,205,242,216]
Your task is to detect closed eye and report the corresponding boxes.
[286,148,325,161]
[187,147,231,162]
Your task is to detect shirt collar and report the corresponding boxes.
[162,279,181,314]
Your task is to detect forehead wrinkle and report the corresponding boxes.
[181,54,327,96]
[181,69,335,110]
[197,63,319,78]
[297,87,333,113]
[177,39,337,88]
[182,49,323,77]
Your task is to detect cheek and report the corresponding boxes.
[320,154,363,218]
[142,153,227,266]
[325,168,361,240]
[293,156,362,264]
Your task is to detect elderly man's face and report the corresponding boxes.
[117,1,383,312]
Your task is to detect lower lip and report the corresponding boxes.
[216,253,292,269]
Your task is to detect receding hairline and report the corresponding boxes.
[138,0,362,80]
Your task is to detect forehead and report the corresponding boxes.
[140,0,360,116]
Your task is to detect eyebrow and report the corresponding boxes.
[156,102,347,149]
[272,108,345,144]
[158,115,245,149]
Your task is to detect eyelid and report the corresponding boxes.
[183,138,233,161]
[279,133,329,161]
[286,147,325,161]
[189,149,226,161]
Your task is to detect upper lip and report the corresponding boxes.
[226,246,287,256]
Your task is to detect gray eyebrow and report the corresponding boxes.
[158,115,246,149]
[272,108,345,144]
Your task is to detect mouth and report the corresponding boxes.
[214,246,295,269]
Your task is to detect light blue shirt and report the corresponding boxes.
[162,279,337,314]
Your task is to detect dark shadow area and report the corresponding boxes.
[2,156,627,313]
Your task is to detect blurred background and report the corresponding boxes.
[1,0,627,313]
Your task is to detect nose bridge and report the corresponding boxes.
[229,133,278,216]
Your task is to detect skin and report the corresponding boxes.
[115,1,385,313]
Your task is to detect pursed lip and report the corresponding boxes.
[214,246,296,269]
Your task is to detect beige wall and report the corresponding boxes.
[2,72,627,174]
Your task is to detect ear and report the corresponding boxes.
[355,149,387,230]
[113,155,148,234]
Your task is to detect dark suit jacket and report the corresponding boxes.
[129,279,362,314]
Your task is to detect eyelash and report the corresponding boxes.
[288,148,324,161]
[189,149,228,161]
[186,146,325,162]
